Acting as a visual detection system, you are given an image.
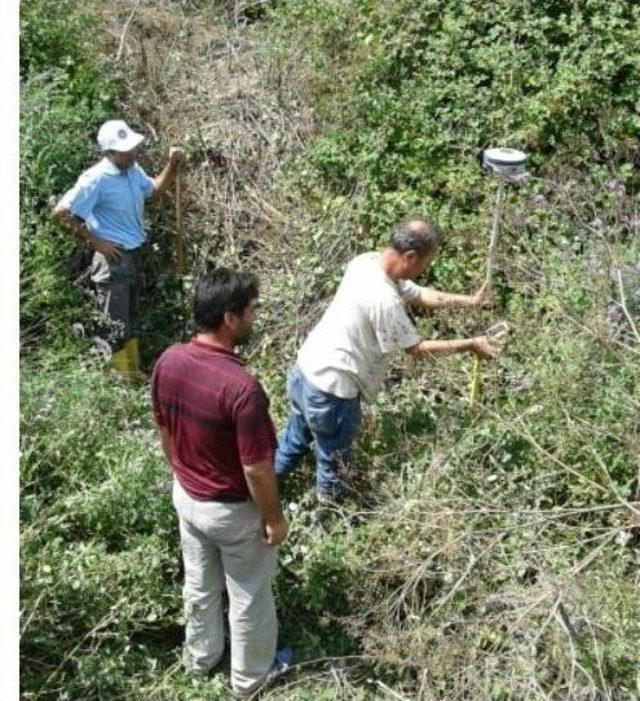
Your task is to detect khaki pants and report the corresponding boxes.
[172,479,278,693]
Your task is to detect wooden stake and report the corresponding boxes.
[175,170,184,274]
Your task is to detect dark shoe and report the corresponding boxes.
[316,490,345,507]
[314,493,342,532]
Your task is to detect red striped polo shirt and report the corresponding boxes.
[151,339,277,500]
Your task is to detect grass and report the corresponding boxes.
[20,1,639,699]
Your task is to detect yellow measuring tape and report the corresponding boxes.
[468,321,509,408]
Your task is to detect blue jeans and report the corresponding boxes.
[275,366,362,495]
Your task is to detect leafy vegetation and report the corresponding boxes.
[21,1,639,699]
[20,0,118,352]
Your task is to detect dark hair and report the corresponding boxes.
[390,218,442,255]
[194,268,259,331]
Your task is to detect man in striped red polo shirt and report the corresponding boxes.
[152,268,288,696]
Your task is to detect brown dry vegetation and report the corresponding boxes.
[100,0,332,345]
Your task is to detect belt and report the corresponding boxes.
[175,479,249,503]
[116,245,142,254]
[200,494,249,503]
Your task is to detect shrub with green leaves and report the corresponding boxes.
[20,0,117,350]
[268,0,639,241]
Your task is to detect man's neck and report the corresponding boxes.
[105,156,131,174]
[379,248,404,281]
[194,331,235,352]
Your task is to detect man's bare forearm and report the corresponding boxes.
[407,334,503,360]
[52,206,121,259]
[52,207,94,245]
[407,337,476,359]
[415,287,478,309]
[243,462,284,524]
[152,159,179,197]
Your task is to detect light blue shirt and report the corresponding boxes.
[59,157,155,250]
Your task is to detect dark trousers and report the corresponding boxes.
[90,248,141,349]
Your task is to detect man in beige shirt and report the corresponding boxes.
[276,218,503,500]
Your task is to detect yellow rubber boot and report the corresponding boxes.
[108,346,131,375]
[125,337,146,381]
[125,337,140,373]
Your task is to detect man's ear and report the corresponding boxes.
[404,250,419,265]
[223,310,238,328]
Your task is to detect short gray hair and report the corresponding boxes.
[389,218,442,255]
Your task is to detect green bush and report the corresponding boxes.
[20,0,116,350]
[269,0,640,244]
[21,358,182,699]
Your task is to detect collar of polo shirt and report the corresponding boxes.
[100,158,123,176]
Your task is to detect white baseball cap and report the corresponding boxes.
[97,120,145,152]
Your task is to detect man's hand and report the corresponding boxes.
[169,147,186,167]
[243,460,287,545]
[152,148,186,196]
[472,335,503,360]
[472,281,492,308]
[92,237,122,261]
[52,207,121,261]
[263,517,288,546]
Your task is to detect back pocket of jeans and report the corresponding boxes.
[306,401,337,435]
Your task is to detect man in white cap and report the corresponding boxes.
[53,119,185,374]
